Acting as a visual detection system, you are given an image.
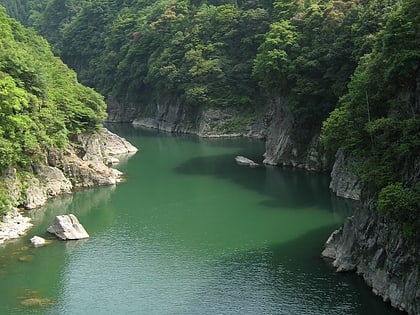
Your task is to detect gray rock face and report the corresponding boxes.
[322,200,419,315]
[47,214,89,240]
[262,97,329,171]
[329,149,362,200]
[132,96,200,133]
[129,95,266,138]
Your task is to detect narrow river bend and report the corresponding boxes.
[0,125,403,315]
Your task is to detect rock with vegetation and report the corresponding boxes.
[0,8,137,243]
[47,214,89,240]
[1,0,419,313]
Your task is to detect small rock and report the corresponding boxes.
[235,155,259,167]
[30,236,48,247]
[47,214,89,240]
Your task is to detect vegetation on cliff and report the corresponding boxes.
[0,7,107,213]
[321,0,420,242]
[0,0,418,240]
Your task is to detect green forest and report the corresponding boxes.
[0,0,419,240]
[0,6,106,209]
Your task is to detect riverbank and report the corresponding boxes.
[0,128,137,245]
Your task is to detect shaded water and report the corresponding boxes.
[0,125,403,314]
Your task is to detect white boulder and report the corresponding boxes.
[47,214,89,240]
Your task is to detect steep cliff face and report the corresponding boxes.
[113,95,326,169]
[262,97,329,171]
[329,149,362,200]
[322,195,419,315]
[126,94,266,138]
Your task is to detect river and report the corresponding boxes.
[0,125,403,315]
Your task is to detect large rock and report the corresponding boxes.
[47,214,89,240]
[100,128,138,156]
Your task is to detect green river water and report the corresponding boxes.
[0,125,404,315]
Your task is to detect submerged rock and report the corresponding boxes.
[21,297,52,307]
[18,255,35,262]
[235,156,259,167]
[47,214,89,240]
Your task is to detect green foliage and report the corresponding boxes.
[253,0,360,133]
[321,0,419,239]
[378,183,420,241]
[3,0,270,110]
[0,7,106,169]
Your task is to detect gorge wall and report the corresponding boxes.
[107,95,324,169]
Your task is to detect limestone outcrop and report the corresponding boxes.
[47,214,89,240]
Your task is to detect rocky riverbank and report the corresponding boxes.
[322,195,419,315]
[0,128,137,245]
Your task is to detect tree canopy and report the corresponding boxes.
[0,6,106,170]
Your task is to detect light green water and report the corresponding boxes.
[0,125,403,315]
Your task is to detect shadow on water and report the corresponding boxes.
[174,152,353,212]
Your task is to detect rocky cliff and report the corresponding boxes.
[110,95,324,169]
[0,128,137,244]
[118,94,266,138]
[322,193,419,315]
[328,149,362,200]
[262,96,329,171]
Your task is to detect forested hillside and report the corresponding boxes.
[1,0,419,238]
[0,6,106,211]
[0,0,419,312]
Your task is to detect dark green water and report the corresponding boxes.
[0,125,403,315]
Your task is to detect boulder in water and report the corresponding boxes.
[235,155,259,167]
[30,235,50,247]
[47,214,89,240]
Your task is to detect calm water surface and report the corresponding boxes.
[0,125,403,315]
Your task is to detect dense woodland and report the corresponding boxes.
[0,6,107,210]
[0,0,419,240]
